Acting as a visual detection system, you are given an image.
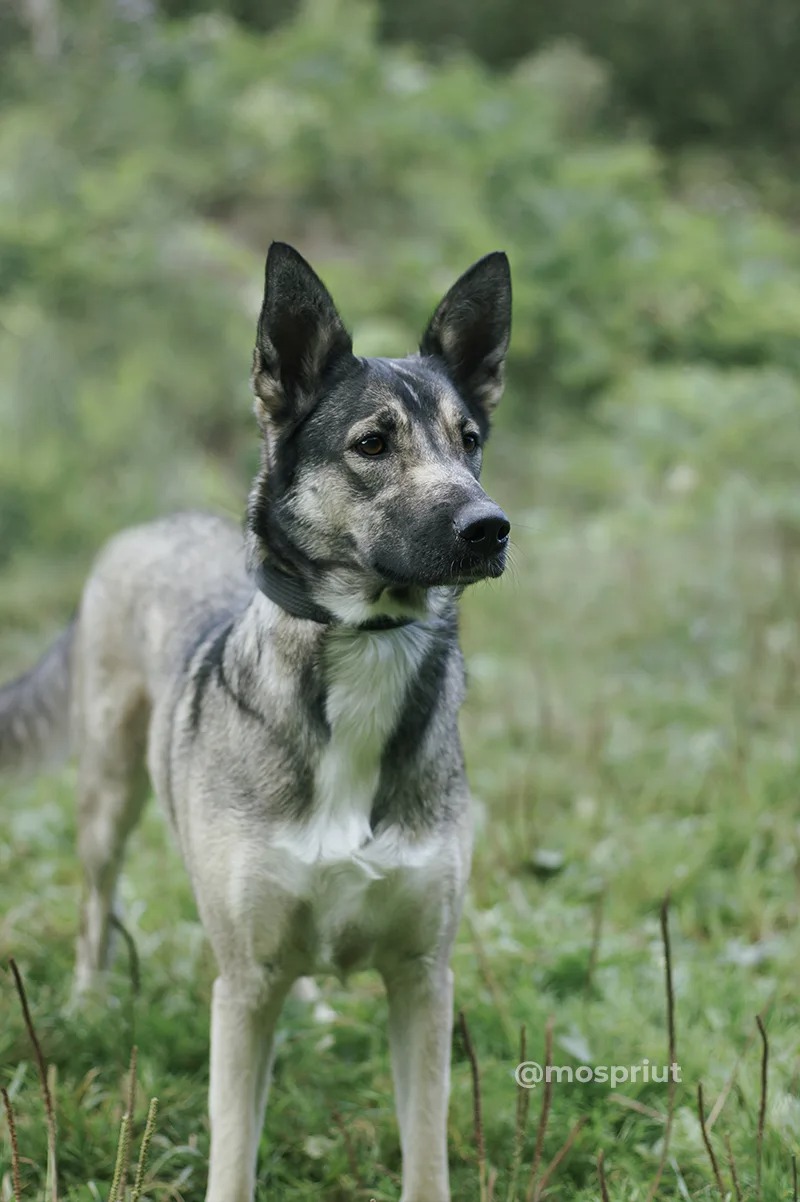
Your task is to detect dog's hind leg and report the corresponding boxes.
[205,970,292,1202]
[73,689,149,998]
[383,959,454,1202]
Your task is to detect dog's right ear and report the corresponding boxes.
[420,252,511,428]
[252,242,354,425]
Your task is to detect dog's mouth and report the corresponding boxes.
[453,553,507,584]
[372,549,507,590]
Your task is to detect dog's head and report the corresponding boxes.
[248,242,512,622]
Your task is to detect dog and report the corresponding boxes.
[0,242,512,1202]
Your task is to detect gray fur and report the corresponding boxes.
[0,244,513,1202]
[0,623,74,772]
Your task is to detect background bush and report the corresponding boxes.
[2,0,799,586]
[379,0,800,157]
[18,0,795,157]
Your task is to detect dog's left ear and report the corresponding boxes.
[253,242,354,425]
[420,251,512,424]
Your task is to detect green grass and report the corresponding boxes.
[3,411,800,1201]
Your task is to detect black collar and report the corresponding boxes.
[253,560,417,632]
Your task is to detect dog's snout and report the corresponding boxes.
[454,501,511,554]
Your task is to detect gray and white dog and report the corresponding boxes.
[0,243,512,1202]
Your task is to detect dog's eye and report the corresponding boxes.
[356,434,387,457]
[463,431,480,454]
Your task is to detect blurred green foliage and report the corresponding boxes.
[378,0,800,156]
[80,0,800,156]
[1,0,799,579]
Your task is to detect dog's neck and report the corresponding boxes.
[253,558,419,633]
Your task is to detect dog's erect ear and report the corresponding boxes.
[420,252,512,424]
[252,242,354,424]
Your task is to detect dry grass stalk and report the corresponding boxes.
[707,1044,748,1133]
[707,993,774,1132]
[755,1014,768,1202]
[465,914,517,1051]
[121,1047,138,1190]
[524,1015,554,1202]
[45,1065,58,1202]
[597,1149,610,1202]
[109,1115,131,1202]
[506,1024,531,1202]
[130,1098,158,1202]
[608,1093,663,1122]
[792,1153,797,1202]
[1,1086,22,1202]
[9,958,58,1202]
[724,1133,742,1202]
[108,1046,139,1202]
[697,1083,727,1197]
[109,915,141,998]
[458,1009,488,1202]
[110,916,141,1051]
[531,1116,587,1201]
[332,1108,363,1189]
[645,896,677,1202]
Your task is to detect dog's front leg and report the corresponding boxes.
[205,972,291,1202]
[384,959,454,1202]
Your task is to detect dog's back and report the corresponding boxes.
[0,511,249,777]
[0,623,73,773]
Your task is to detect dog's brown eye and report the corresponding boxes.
[356,434,387,457]
[463,432,480,454]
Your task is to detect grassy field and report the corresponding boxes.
[2,400,800,1201]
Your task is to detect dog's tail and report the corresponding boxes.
[0,624,75,773]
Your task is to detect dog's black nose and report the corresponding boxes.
[454,501,511,554]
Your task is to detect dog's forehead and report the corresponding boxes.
[304,356,471,454]
[358,357,467,429]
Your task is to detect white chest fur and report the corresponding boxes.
[280,623,431,863]
[268,623,437,970]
